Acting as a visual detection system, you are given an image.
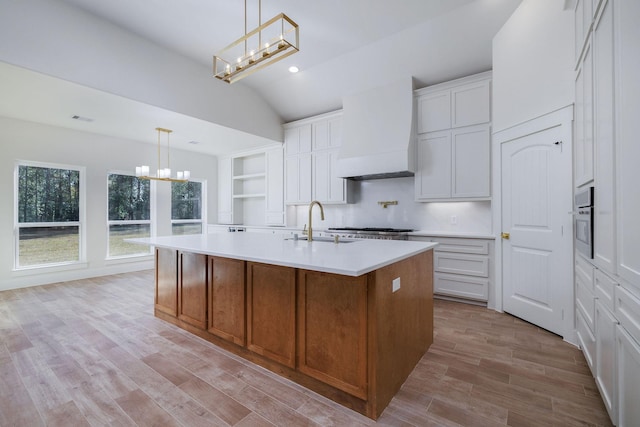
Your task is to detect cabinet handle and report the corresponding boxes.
[501,232,510,240]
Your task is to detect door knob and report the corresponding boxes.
[501,232,510,240]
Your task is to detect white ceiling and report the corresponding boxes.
[0,0,523,155]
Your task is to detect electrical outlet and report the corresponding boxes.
[450,215,457,225]
[392,277,401,293]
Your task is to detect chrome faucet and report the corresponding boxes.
[307,200,325,242]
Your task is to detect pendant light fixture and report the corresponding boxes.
[135,127,190,182]
[213,0,299,84]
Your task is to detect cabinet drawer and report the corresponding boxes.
[576,276,596,332]
[615,285,640,346]
[595,269,617,313]
[431,237,489,255]
[434,252,489,277]
[434,273,488,301]
[576,307,597,374]
[575,253,595,292]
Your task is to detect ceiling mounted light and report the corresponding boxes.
[135,128,190,182]
[288,66,299,73]
[213,0,299,84]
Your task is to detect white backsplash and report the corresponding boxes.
[289,177,493,233]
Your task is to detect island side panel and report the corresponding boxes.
[208,256,246,346]
[247,262,296,368]
[297,270,368,399]
[369,249,434,418]
[155,247,178,317]
[178,251,208,329]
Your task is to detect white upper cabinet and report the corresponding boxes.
[415,72,492,201]
[451,80,491,128]
[284,111,351,205]
[417,91,451,133]
[574,41,594,188]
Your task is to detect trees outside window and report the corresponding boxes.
[107,173,152,257]
[171,181,203,235]
[16,162,83,268]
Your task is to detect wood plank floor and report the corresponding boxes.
[0,270,613,426]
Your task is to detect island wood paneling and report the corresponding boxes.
[368,250,433,418]
[208,256,246,345]
[155,247,178,317]
[177,252,207,329]
[297,270,368,399]
[247,262,296,368]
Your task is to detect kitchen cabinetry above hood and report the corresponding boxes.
[337,77,416,180]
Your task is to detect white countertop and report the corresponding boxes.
[131,233,437,277]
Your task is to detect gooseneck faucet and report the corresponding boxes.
[307,200,325,242]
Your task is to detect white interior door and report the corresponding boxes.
[501,124,572,336]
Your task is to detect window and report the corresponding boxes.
[15,162,84,268]
[107,173,152,257]
[171,181,203,235]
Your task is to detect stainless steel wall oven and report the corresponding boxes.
[574,187,594,259]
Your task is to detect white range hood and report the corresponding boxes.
[337,77,415,180]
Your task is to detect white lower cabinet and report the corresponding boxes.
[577,307,597,373]
[595,300,618,424]
[410,236,491,303]
[616,324,640,427]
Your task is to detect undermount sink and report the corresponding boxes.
[286,236,354,244]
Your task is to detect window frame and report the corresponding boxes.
[13,160,86,271]
[170,178,206,235]
[106,170,155,260]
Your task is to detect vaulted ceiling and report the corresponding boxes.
[0,0,523,155]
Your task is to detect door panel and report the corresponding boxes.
[501,124,572,335]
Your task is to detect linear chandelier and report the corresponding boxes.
[213,0,299,84]
[135,127,190,182]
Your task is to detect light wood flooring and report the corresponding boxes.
[0,270,613,426]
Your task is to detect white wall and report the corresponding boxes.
[289,177,492,234]
[0,116,218,291]
[492,0,574,132]
[0,0,283,142]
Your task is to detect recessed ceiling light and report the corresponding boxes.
[288,66,299,73]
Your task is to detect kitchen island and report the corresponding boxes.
[134,233,436,419]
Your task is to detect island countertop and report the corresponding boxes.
[132,233,437,276]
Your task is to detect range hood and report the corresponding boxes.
[337,77,415,180]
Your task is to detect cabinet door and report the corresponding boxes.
[615,0,640,290]
[312,151,329,202]
[178,252,207,329]
[297,270,368,399]
[328,116,342,149]
[217,156,233,224]
[415,131,451,200]
[595,301,618,425]
[312,120,329,151]
[155,248,178,317]
[593,0,616,274]
[451,80,491,128]
[265,147,284,225]
[284,124,312,156]
[451,124,491,198]
[434,273,488,301]
[577,308,597,373]
[575,42,594,187]
[327,150,346,203]
[616,325,640,427]
[417,91,451,133]
[247,262,296,368]
[208,257,245,346]
[285,154,312,205]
